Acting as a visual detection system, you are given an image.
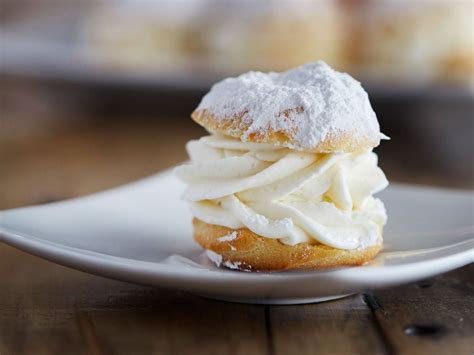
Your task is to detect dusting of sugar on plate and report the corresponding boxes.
[161,255,207,269]
[206,250,222,267]
[223,260,242,270]
[196,61,384,151]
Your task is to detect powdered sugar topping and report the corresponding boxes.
[223,260,242,270]
[196,61,384,151]
[217,231,239,242]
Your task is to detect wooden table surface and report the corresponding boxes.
[0,81,473,355]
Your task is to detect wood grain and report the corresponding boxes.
[0,116,205,210]
[268,294,388,355]
[0,244,268,355]
[369,267,474,355]
[89,297,267,355]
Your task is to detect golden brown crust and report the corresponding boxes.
[193,218,383,271]
[345,2,474,85]
[191,109,380,154]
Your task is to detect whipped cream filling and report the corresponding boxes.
[175,135,388,250]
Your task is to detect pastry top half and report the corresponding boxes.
[192,61,387,153]
[176,61,389,255]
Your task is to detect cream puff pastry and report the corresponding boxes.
[175,61,389,271]
[347,0,474,85]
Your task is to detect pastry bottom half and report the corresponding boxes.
[193,218,383,271]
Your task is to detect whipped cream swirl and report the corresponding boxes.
[175,135,388,250]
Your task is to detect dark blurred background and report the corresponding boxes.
[1,0,473,210]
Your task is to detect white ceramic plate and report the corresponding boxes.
[0,170,473,304]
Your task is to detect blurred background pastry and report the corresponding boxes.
[346,0,474,86]
[79,0,474,86]
[4,0,471,87]
[82,0,346,74]
[81,0,208,73]
[202,0,345,73]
